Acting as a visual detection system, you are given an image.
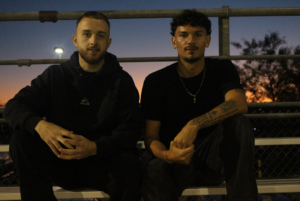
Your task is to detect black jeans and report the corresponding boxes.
[9,130,142,201]
[142,114,258,201]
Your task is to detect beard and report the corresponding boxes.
[78,48,106,65]
[183,51,205,63]
[183,56,201,63]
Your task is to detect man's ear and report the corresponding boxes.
[72,35,77,47]
[205,35,211,48]
[107,38,112,48]
[172,37,177,49]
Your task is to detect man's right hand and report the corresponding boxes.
[35,120,77,157]
[166,141,194,165]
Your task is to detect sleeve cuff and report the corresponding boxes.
[24,116,43,135]
[95,137,113,157]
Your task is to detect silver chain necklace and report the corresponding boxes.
[179,67,206,104]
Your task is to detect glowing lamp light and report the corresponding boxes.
[54,47,64,59]
[54,47,64,54]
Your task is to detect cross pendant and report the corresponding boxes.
[194,97,196,103]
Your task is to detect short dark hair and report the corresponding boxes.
[76,11,110,28]
[170,9,211,36]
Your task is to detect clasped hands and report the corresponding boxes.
[166,121,199,165]
[35,120,97,160]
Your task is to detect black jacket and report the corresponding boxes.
[4,51,142,157]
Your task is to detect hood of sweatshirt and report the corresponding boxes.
[62,51,123,94]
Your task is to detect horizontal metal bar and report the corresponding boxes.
[0,145,9,152]
[0,186,109,200]
[136,141,145,149]
[182,179,300,195]
[1,7,300,22]
[182,186,227,196]
[1,179,299,200]
[1,55,300,67]
[248,102,300,107]
[245,113,300,119]
[255,137,300,146]
[182,182,300,195]
[0,118,6,123]
[53,187,110,199]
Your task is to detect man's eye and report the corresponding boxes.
[83,33,90,37]
[180,34,187,37]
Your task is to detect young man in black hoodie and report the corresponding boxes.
[141,10,258,201]
[4,11,142,201]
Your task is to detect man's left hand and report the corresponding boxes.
[58,134,97,160]
[174,122,199,149]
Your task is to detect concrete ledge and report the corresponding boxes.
[182,179,300,196]
[0,186,110,200]
[0,179,300,200]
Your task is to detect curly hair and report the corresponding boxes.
[76,11,110,28]
[170,9,211,36]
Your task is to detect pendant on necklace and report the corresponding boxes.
[194,97,196,103]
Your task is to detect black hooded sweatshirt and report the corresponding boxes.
[4,51,142,157]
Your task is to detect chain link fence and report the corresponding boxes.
[249,106,300,180]
[1,106,300,200]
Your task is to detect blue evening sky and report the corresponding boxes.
[0,0,300,103]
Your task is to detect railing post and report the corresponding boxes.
[218,6,230,56]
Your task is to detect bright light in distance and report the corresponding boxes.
[54,47,64,53]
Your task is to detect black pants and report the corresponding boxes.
[142,114,258,201]
[9,130,142,201]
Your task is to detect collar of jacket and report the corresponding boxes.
[66,51,122,80]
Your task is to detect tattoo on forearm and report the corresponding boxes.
[190,114,210,126]
[190,108,239,127]
[219,100,237,112]
[207,110,218,120]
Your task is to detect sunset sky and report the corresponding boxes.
[1,0,300,104]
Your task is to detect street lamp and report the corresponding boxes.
[54,47,64,59]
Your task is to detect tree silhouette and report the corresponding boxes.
[232,32,300,102]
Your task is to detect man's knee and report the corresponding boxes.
[109,151,142,183]
[144,158,170,181]
[223,114,251,128]
[222,114,254,141]
[111,151,141,170]
[10,130,33,154]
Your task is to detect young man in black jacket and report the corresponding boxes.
[4,11,142,201]
[141,10,258,201]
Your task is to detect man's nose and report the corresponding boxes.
[89,35,96,45]
[187,35,195,43]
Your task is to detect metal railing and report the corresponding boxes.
[1,7,300,200]
[0,7,300,67]
[1,7,300,21]
[1,55,300,67]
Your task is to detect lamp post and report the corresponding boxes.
[54,47,64,59]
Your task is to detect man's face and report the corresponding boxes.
[72,17,111,65]
[172,25,211,63]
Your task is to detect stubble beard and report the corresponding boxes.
[183,53,204,63]
[184,56,200,63]
[78,49,106,65]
